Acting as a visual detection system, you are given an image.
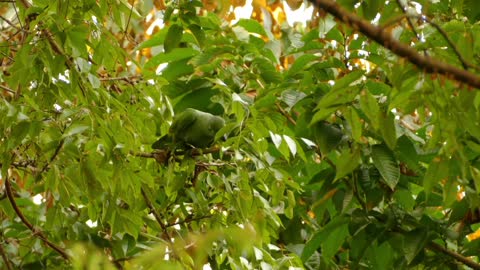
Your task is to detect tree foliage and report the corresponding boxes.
[0,0,480,269]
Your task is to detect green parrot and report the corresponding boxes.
[152,108,225,149]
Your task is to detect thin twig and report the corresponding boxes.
[0,241,12,270]
[141,187,172,241]
[39,139,64,175]
[0,14,20,30]
[308,0,480,89]
[276,103,296,125]
[0,84,15,94]
[4,170,70,260]
[385,13,474,71]
[419,16,472,70]
[394,0,422,47]
[427,242,480,270]
[120,2,135,47]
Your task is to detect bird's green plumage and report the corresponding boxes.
[152,108,225,149]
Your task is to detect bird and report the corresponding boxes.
[152,108,225,149]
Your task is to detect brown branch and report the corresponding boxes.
[394,0,422,50]
[427,242,480,270]
[309,0,480,89]
[0,84,15,94]
[140,187,172,241]
[4,171,70,260]
[0,14,20,30]
[120,2,135,47]
[39,139,64,175]
[385,13,475,71]
[276,103,296,125]
[0,241,12,270]
[417,16,473,70]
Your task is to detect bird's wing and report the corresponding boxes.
[170,109,198,136]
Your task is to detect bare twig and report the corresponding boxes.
[385,13,474,71]
[427,242,480,270]
[394,0,422,47]
[418,16,472,70]
[39,139,64,175]
[276,103,296,125]
[4,170,70,260]
[0,84,15,94]
[308,0,480,89]
[0,241,12,270]
[0,14,20,30]
[141,187,172,241]
[120,2,135,47]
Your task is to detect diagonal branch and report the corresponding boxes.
[141,187,172,241]
[39,139,64,176]
[308,0,480,89]
[427,242,480,270]
[4,170,70,260]
[394,0,422,49]
[0,241,12,270]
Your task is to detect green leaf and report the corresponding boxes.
[66,25,89,57]
[136,28,168,50]
[423,156,449,195]
[359,89,380,129]
[111,209,143,238]
[361,0,385,20]
[313,121,343,154]
[331,70,364,91]
[280,90,307,109]
[403,229,428,264]
[301,215,349,261]
[288,54,319,76]
[63,124,89,138]
[344,107,363,143]
[164,24,183,53]
[371,144,400,190]
[315,85,361,113]
[253,57,282,83]
[236,19,268,37]
[144,48,198,69]
[335,148,361,180]
[7,121,31,149]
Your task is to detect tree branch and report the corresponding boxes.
[39,139,64,175]
[0,241,12,270]
[4,170,70,260]
[427,242,480,270]
[308,0,480,89]
[394,0,422,51]
[0,84,15,94]
[141,187,172,241]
